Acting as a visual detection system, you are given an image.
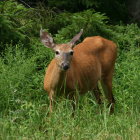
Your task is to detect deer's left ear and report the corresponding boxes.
[68,29,83,48]
[40,29,55,49]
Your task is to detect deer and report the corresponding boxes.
[40,29,117,114]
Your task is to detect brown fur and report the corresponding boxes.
[43,36,117,113]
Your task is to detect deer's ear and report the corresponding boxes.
[40,29,55,49]
[68,29,83,48]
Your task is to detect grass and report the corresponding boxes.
[0,44,140,140]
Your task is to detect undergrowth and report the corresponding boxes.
[0,42,140,140]
[0,0,140,139]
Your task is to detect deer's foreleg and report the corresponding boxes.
[49,90,54,113]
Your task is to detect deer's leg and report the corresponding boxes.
[68,92,78,117]
[101,73,115,114]
[68,92,76,110]
[93,85,102,105]
[49,90,54,113]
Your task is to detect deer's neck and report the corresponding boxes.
[51,60,66,89]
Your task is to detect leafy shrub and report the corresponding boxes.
[0,0,31,49]
[0,0,56,52]
[114,48,140,110]
[0,44,43,112]
[47,0,128,22]
[52,11,140,52]
[54,10,112,43]
[111,24,140,50]
[0,43,140,139]
[1,1,138,53]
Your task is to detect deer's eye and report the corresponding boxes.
[55,51,60,55]
[70,51,74,55]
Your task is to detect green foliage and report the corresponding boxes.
[0,0,140,139]
[54,10,111,43]
[0,0,30,50]
[0,45,140,139]
[0,42,54,113]
[0,0,56,52]
[0,45,36,112]
[53,12,140,51]
[47,0,128,22]
[115,48,140,107]
[0,1,139,53]
[48,0,99,12]
[111,24,140,50]
[18,0,128,23]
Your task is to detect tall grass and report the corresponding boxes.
[0,42,140,139]
[0,0,140,139]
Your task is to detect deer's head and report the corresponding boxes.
[40,29,83,71]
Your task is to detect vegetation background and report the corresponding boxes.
[0,0,140,139]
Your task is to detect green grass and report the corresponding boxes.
[0,44,140,140]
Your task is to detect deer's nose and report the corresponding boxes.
[62,63,70,70]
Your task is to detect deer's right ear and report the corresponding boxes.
[40,29,55,49]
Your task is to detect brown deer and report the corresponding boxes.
[40,29,117,114]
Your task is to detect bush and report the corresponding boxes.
[0,44,47,112]
[0,44,140,139]
[54,10,111,43]
[0,0,56,52]
[53,11,140,52]
[0,0,31,50]
[111,24,140,50]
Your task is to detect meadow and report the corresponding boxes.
[0,0,140,139]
